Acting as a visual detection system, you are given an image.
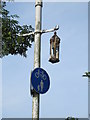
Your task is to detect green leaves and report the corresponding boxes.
[65,117,78,120]
[82,72,90,78]
[1,2,34,58]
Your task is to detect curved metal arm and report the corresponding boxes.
[17,32,34,37]
[41,25,59,34]
[17,25,59,37]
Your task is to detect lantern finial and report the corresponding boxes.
[54,31,57,35]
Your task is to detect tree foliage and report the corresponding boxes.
[83,72,90,78]
[1,2,34,57]
[65,117,78,120]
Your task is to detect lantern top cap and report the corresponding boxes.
[54,31,57,35]
[50,32,61,41]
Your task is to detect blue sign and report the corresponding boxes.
[31,68,50,94]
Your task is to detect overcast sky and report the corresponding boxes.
[1,1,88,118]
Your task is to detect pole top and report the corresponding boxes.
[35,0,43,7]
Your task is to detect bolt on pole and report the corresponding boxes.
[32,0,42,119]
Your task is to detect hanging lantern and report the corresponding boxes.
[49,32,61,63]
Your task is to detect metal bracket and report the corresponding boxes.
[17,25,59,37]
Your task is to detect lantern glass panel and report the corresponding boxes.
[52,49,54,56]
[56,46,58,52]
[52,42,54,49]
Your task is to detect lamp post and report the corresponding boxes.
[32,0,42,119]
[18,0,60,119]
